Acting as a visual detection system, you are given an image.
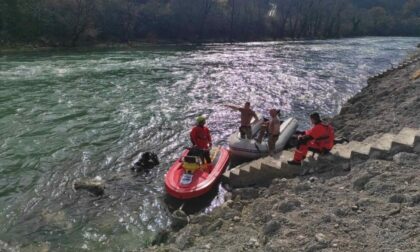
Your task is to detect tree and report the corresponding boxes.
[229,0,236,42]
[1,0,420,46]
[197,0,214,41]
[40,0,96,46]
[368,6,393,35]
[2,0,19,40]
[403,0,420,17]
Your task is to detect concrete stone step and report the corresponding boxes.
[389,140,416,154]
[249,161,284,182]
[368,146,392,159]
[225,128,420,188]
[259,164,275,174]
[330,144,351,159]
[279,151,295,162]
[249,163,262,171]
[349,140,372,153]
[226,170,239,182]
[249,166,273,180]
[223,170,230,177]
[398,128,420,141]
[231,168,241,176]
[357,134,392,159]
[226,160,254,178]
[247,158,265,170]
[414,136,420,153]
[264,151,294,164]
[349,143,372,159]
[222,172,230,182]
[272,162,303,178]
[373,133,395,149]
[239,168,254,178]
[229,170,258,187]
[223,168,234,179]
[242,166,251,173]
[386,128,420,153]
[262,164,285,177]
[399,127,420,137]
[391,132,416,146]
[331,141,370,160]
[223,152,290,186]
[249,166,260,173]
[260,161,279,171]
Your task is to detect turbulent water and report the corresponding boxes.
[0,37,419,251]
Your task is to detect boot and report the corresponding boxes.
[287,160,302,165]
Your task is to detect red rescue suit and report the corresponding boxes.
[190,126,212,150]
[293,123,334,162]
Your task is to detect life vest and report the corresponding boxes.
[315,123,335,150]
[190,126,211,149]
[183,156,202,173]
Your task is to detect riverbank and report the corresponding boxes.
[0,38,266,53]
[0,41,178,54]
[1,36,417,54]
[148,49,420,251]
[333,49,420,141]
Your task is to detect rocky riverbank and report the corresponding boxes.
[147,49,420,251]
[333,49,420,141]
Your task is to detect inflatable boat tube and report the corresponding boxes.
[228,117,298,159]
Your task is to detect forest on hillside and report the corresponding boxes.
[1,0,420,46]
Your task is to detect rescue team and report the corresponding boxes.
[190,102,335,165]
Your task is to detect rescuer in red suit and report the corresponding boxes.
[288,112,334,165]
[190,115,212,164]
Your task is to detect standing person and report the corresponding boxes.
[257,109,281,156]
[288,112,334,165]
[225,102,259,139]
[267,109,281,156]
[190,115,212,164]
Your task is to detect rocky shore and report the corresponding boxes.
[333,49,420,141]
[148,49,420,251]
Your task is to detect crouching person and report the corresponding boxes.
[288,113,334,165]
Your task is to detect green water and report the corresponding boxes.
[0,37,419,251]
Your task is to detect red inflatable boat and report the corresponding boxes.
[165,146,230,199]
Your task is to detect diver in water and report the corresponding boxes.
[131,152,160,172]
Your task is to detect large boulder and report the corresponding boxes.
[73,176,105,196]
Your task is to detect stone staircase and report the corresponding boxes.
[369,56,420,81]
[223,127,420,188]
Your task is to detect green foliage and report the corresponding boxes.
[1,0,419,46]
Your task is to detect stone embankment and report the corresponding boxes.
[148,49,420,251]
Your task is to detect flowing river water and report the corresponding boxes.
[1,37,419,251]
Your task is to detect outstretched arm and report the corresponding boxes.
[224,104,241,111]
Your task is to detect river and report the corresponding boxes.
[0,37,419,251]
